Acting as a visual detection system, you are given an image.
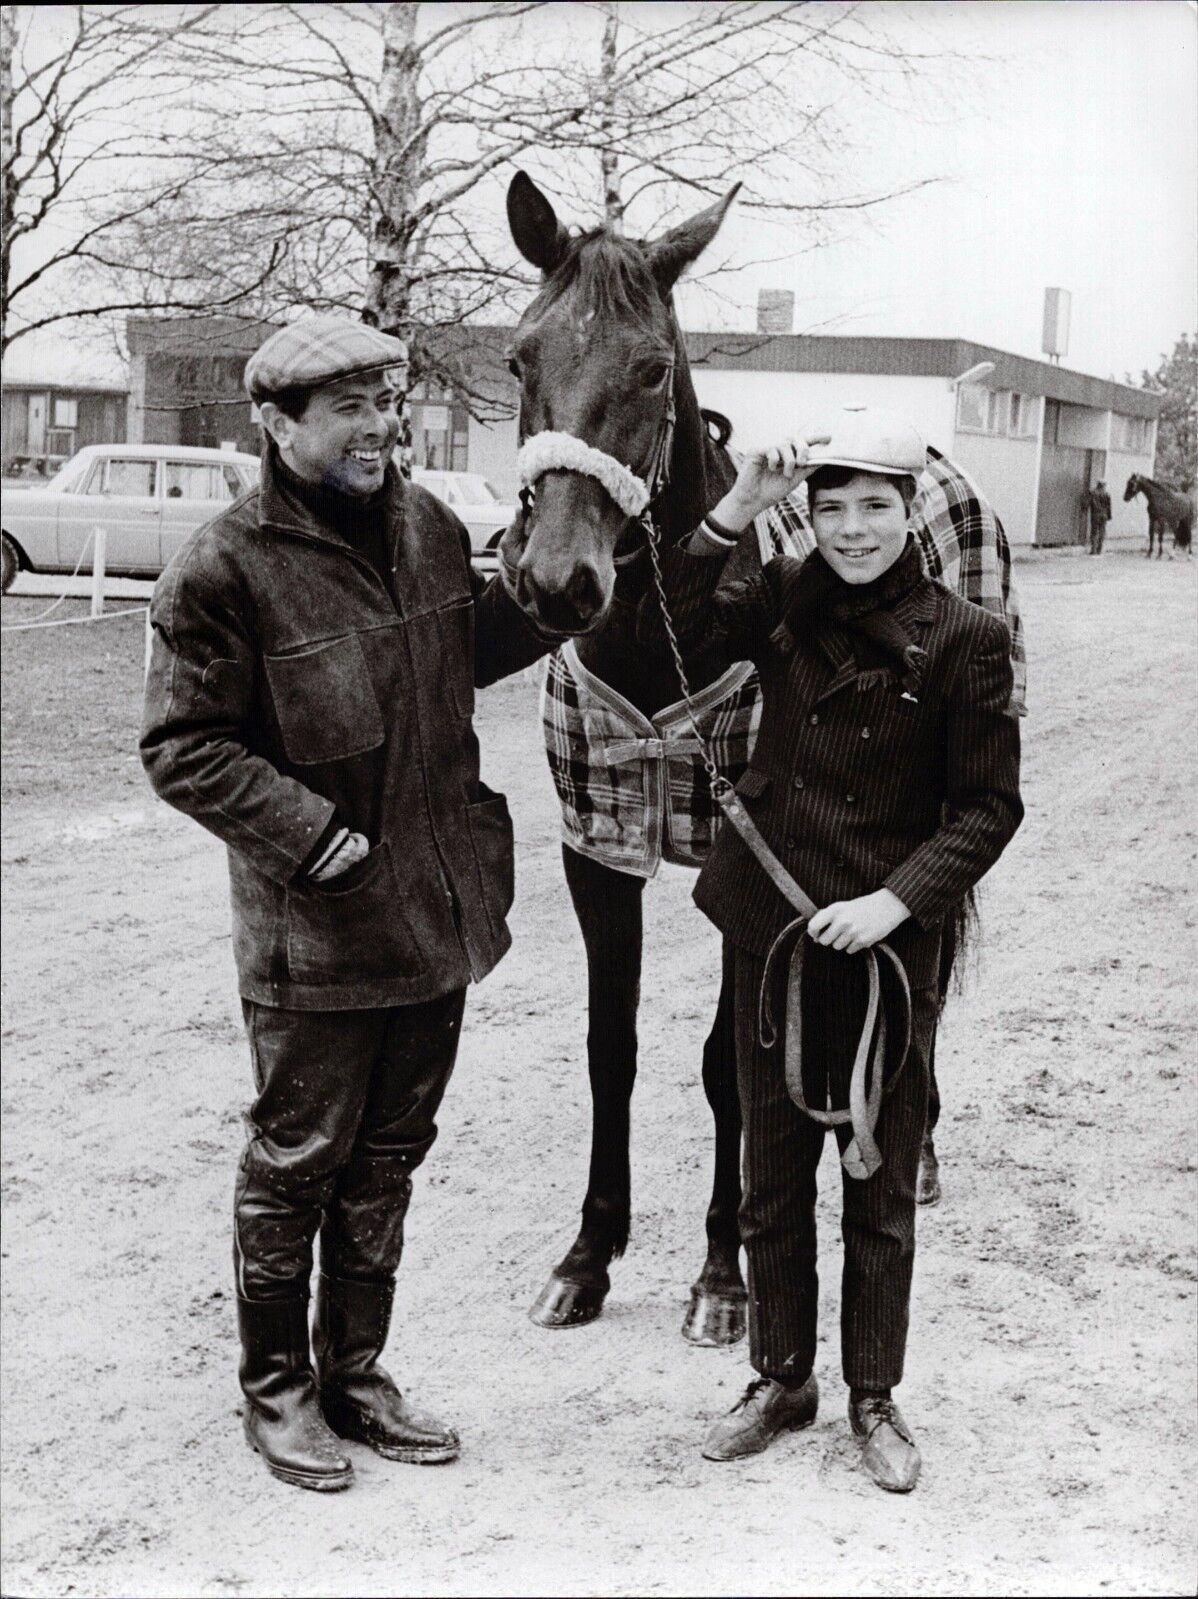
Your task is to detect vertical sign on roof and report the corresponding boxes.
[1042,288,1071,365]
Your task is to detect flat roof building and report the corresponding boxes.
[121,319,1163,548]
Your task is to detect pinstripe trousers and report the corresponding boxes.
[734,944,934,1391]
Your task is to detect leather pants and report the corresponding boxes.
[234,989,466,1299]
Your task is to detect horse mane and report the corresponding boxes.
[531,228,666,333]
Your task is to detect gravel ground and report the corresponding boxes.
[1,549,1195,1597]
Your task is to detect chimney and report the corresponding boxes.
[756,288,794,335]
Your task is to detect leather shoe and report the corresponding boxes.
[701,1374,819,1461]
[848,1392,921,1492]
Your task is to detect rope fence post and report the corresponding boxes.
[90,526,107,618]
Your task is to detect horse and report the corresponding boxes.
[1124,473,1194,558]
[501,170,752,1344]
[498,170,1011,1342]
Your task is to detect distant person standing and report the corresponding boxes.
[1086,480,1112,554]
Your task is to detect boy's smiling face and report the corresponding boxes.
[810,471,910,585]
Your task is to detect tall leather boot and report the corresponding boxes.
[238,1296,354,1492]
[313,1274,459,1464]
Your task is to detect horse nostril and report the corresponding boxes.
[567,564,605,621]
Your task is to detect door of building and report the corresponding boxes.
[1035,402,1091,546]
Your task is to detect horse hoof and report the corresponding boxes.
[681,1286,747,1347]
[528,1274,606,1328]
[916,1162,942,1207]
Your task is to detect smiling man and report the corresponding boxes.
[141,316,549,1492]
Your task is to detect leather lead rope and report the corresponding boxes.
[643,517,912,1182]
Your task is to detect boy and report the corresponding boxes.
[654,408,1022,1491]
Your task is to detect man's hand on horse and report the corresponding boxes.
[807,889,910,955]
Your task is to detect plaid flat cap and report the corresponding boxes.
[244,315,407,402]
[806,406,926,477]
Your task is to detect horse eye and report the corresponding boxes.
[641,364,668,387]
[506,355,522,379]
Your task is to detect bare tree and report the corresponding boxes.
[4,3,958,405]
[0,3,286,356]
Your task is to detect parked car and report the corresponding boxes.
[411,469,515,554]
[1,443,260,593]
[0,446,515,594]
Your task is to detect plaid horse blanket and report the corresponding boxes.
[542,642,760,877]
[542,446,1027,879]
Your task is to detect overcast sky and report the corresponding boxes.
[671,0,1197,381]
[9,1,1196,387]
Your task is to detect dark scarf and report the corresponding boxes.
[770,536,928,696]
[275,453,393,587]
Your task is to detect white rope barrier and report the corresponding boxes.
[0,526,155,633]
[2,605,148,634]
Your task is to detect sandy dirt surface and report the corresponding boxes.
[2,551,1195,1598]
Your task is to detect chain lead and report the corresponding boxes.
[642,509,725,795]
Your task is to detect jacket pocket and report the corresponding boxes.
[264,634,384,765]
[435,598,475,718]
[286,841,425,985]
[464,783,514,938]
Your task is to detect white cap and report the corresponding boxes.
[806,406,926,477]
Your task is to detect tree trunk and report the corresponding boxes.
[1,4,17,347]
[365,1,424,381]
[598,3,623,229]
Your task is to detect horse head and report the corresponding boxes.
[500,170,739,636]
[1124,474,1141,501]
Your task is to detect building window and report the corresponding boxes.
[957,383,988,431]
[53,396,78,429]
[958,384,1018,435]
[1009,392,1037,437]
[1113,414,1151,452]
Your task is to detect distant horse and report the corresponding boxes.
[1124,474,1194,558]
[499,170,1018,1342]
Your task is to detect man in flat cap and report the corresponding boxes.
[142,315,550,1491]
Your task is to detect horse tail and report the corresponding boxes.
[700,408,733,448]
[936,886,980,1017]
[1176,514,1193,552]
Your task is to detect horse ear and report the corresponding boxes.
[508,171,570,275]
[645,184,741,293]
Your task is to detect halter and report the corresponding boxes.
[513,351,677,570]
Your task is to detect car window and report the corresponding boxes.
[105,460,157,498]
[165,461,219,500]
[44,455,90,492]
[218,464,249,499]
[455,474,497,503]
[81,461,109,496]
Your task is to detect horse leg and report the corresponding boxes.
[916,1033,943,1208]
[917,917,957,1207]
[682,939,747,1346]
[529,845,645,1328]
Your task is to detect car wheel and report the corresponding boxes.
[1,533,19,594]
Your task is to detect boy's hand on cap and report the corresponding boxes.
[728,430,831,521]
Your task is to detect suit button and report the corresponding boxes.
[793,776,805,790]
[809,713,819,726]
[845,793,856,804]
[861,727,871,739]
[786,838,798,851]
[835,855,846,867]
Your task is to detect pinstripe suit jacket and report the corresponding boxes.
[687,558,1023,990]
